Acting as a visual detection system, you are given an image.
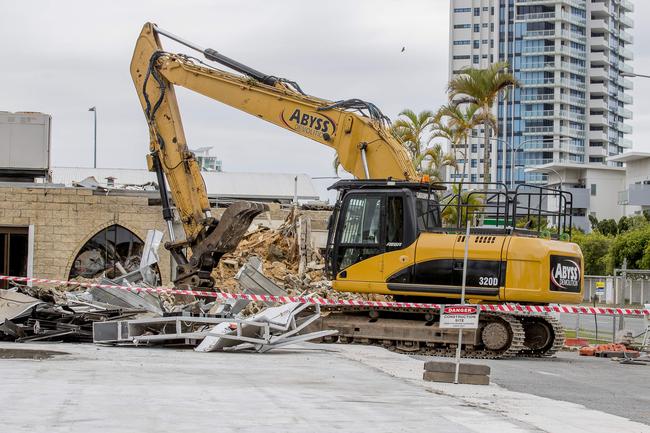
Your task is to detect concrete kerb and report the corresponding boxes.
[424,360,491,375]
[423,371,490,385]
[423,360,491,385]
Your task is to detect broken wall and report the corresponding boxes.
[0,185,332,285]
[0,186,172,283]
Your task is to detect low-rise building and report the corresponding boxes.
[51,167,319,204]
[608,151,650,214]
[0,182,329,288]
[526,162,626,231]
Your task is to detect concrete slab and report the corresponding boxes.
[414,350,650,425]
[0,341,647,433]
[424,361,490,375]
[0,341,530,433]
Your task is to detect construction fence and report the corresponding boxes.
[584,275,650,306]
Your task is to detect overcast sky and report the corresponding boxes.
[1,1,649,201]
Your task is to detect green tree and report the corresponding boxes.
[608,225,650,272]
[414,143,457,181]
[515,216,548,231]
[572,231,612,275]
[626,214,649,231]
[447,63,518,189]
[596,219,618,236]
[391,109,435,160]
[617,215,630,234]
[640,242,650,269]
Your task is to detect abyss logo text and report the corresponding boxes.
[550,255,581,293]
[280,108,336,141]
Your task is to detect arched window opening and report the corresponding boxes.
[69,225,160,284]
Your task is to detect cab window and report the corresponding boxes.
[340,196,382,244]
[416,198,440,232]
[336,195,383,271]
[386,196,404,246]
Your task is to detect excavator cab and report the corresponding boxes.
[325,180,444,278]
[326,180,583,306]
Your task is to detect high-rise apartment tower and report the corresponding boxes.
[448,0,634,185]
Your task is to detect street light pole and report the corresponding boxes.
[621,72,650,79]
[524,167,564,190]
[510,137,572,188]
[88,107,97,168]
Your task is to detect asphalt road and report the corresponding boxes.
[414,351,650,425]
[560,312,648,339]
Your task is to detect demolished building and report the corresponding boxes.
[0,171,329,287]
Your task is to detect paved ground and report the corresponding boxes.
[414,351,650,425]
[1,342,649,433]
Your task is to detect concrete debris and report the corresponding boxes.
[111,230,163,287]
[0,298,143,343]
[1,277,153,343]
[92,304,336,351]
[212,209,390,311]
[84,278,163,315]
[4,216,349,353]
[92,256,335,352]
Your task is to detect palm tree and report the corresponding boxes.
[414,143,457,182]
[447,62,518,189]
[428,120,459,177]
[391,109,435,160]
[432,103,485,185]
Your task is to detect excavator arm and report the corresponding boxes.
[130,22,416,287]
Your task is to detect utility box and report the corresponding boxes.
[0,111,51,181]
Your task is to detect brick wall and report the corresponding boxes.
[0,186,171,283]
[0,185,332,285]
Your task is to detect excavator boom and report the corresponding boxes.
[131,23,415,182]
[130,23,415,287]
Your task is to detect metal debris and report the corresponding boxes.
[195,302,336,353]
[92,303,335,352]
[0,289,43,322]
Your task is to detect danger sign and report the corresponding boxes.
[440,305,480,329]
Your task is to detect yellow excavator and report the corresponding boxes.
[130,23,583,358]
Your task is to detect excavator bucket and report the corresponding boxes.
[174,201,268,288]
[199,201,269,257]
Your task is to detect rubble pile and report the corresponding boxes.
[212,209,390,303]
[0,214,386,350]
[0,285,145,343]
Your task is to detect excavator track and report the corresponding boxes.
[317,306,562,359]
[517,313,565,358]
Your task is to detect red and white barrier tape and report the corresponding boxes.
[1,275,648,316]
